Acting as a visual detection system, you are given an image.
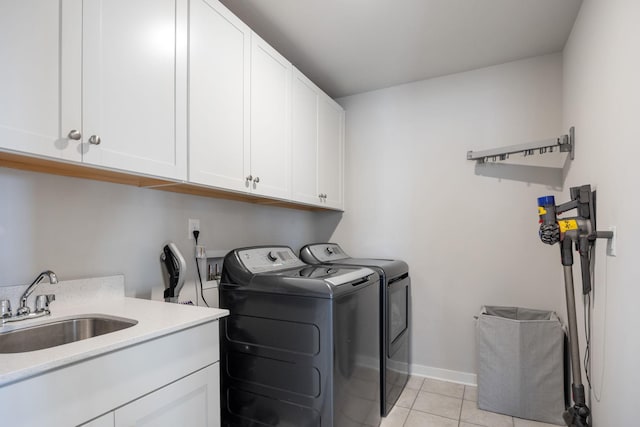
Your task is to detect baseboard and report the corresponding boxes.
[411,363,477,386]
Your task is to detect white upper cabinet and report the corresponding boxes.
[188,0,250,192]
[291,67,344,209]
[0,0,82,161]
[2,0,343,209]
[249,33,292,200]
[318,94,344,210]
[81,0,188,180]
[291,69,320,205]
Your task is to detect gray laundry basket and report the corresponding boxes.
[476,306,566,425]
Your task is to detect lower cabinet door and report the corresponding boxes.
[115,363,220,427]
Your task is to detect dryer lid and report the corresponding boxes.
[300,243,409,279]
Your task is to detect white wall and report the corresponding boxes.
[563,0,640,424]
[0,168,341,298]
[334,53,567,382]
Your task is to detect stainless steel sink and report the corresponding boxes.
[0,315,138,353]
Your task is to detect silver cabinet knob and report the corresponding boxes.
[88,135,101,145]
[67,130,82,140]
[245,175,253,182]
[253,177,260,184]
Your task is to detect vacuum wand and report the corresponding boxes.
[536,185,612,427]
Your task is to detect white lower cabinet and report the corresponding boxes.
[82,365,219,427]
[115,364,220,427]
[0,321,220,427]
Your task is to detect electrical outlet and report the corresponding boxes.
[607,226,616,256]
[188,218,200,240]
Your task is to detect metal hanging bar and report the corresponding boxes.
[467,127,575,164]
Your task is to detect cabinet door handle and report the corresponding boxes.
[246,175,253,182]
[253,177,260,184]
[67,130,82,140]
[88,135,101,145]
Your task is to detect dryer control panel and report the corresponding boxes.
[237,247,306,273]
[302,243,348,263]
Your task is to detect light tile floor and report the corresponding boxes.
[381,376,563,427]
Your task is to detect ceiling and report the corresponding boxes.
[218,0,583,98]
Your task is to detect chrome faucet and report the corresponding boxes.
[16,270,58,316]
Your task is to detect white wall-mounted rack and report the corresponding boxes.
[467,127,575,163]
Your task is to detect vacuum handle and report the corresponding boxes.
[579,238,592,294]
[561,238,574,266]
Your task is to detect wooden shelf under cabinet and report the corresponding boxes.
[0,151,332,212]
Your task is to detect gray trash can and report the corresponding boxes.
[476,306,566,425]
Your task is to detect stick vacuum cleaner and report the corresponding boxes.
[537,185,613,427]
[160,242,186,303]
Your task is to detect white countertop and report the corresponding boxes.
[0,275,228,386]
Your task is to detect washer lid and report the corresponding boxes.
[221,246,378,298]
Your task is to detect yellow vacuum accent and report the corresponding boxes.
[559,219,579,233]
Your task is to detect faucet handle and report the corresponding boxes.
[0,299,11,318]
[35,294,56,313]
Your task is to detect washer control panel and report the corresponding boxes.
[237,247,306,273]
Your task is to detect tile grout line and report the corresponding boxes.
[457,388,464,426]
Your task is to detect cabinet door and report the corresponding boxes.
[115,363,220,427]
[189,0,250,191]
[0,0,81,161]
[318,95,344,210]
[249,34,292,199]
[82,0,187,180]
[291,68,321,205]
